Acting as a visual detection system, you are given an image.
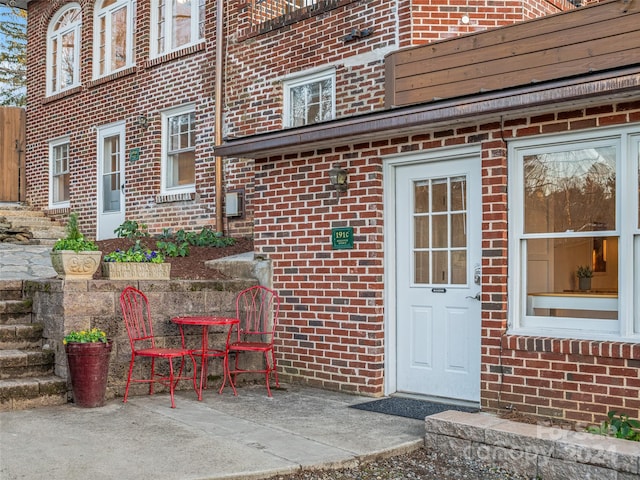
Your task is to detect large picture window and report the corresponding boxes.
[510,128,640,339]
[49,138,70,207]
[151,0,205,58]
[162,106,196,193]
[94,0,135,78]
[283,69,335,128]
[47,4,82,95]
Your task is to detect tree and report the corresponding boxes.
[0,7,27,106]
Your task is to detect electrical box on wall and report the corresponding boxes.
[225,190,244,218]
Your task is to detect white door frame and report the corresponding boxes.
[383,145,482,397]
[96,121,126,240]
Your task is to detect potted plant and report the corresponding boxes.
[63,328,112,408]
[50,212,102,279]
[576,265,593,291]
[102,239,171,280]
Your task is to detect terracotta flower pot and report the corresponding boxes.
[65,341,112,407]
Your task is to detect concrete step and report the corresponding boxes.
[0,299,33,325]
[0,324,43,349]
[0,349,55,379]
[0,376,67,411]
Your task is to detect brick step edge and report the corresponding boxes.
[0,376,67,411]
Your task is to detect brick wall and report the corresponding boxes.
[25,0,252,238]
[255,99,640,425]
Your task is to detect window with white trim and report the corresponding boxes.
[47,4,82,95]
[49,137,71,208]
[93,0,136,78]
[150,0,205,58]
[510,127,640,339]
[283,69,335,128]
[161,106,196,194]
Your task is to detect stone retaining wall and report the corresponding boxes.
[424,411,640,479]
[26,279,258,401]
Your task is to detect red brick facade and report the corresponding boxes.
[255,99,640,425]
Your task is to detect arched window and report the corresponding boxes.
[150,0,204,58]
[47,4,82,95]
[94,0,136,78]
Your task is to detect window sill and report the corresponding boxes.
[43,86,82,104]
[88,66,137,89]
[502,334,640,359]
[145,42,205,69]
[155,192,196,204]
[46,206,70,215]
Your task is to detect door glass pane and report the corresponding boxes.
[451,250,467,284]
[413,175,468,285]
[431,179,447,213]
[415,252,429,284]
[415,216,429,248]
[102,135,121,213]
[432,214,448,248]
[415,182,429,214]
[523,146,616,234]
[432,251,448,284]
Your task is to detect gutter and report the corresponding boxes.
[214,0,224,233]
[214,66,640,159]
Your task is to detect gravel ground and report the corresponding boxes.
[265,447,535,480]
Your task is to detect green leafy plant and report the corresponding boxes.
[63,327,108,344]
[157,240,190,258]
[114,220,149,239]
[103,240,165,263]
[588,410,640,441]
[576,265,593,278]
[52,212,99,252]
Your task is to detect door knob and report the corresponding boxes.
[466,292,481,301]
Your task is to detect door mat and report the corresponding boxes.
[349,397,479,420]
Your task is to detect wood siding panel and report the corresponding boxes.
[386,0,640,108]
[0,107,25,202]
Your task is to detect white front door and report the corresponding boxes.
[392,152,482,402]
[97,123,125,240]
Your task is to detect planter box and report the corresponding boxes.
[102,262,171,280]
[50,251,103,280]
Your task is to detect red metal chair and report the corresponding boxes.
[220,285,281,397]
[120,286,197,408]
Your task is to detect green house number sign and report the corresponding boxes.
[129,148,140,163]
[331,227,354,250]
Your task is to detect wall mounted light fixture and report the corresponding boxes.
[329,164,348,195]
[136,115,149,129]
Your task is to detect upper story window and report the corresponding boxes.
[49,137,70,208]
[151,0,205,58]
[250,0,318,24]
[283,69,335,128]
[161,105,196,194]
[47,4,82,96]
[93,0,136,78]
[509,127,640,340]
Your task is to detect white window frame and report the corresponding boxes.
[161,105,197,195]
[46,3,82,96]
[49,136,71,209]
[150,0,205,58]
[283,68,336,128]
[508,125,640,341]
[93,0,136,79]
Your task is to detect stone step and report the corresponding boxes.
[0,324,43,349]
[0,281,23,301]
[0,299,33,325]
[0,376,67,411]
[0,207,48,217]
[0,215,62,227]
[29,226,67,239]
[0,349,55,379]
